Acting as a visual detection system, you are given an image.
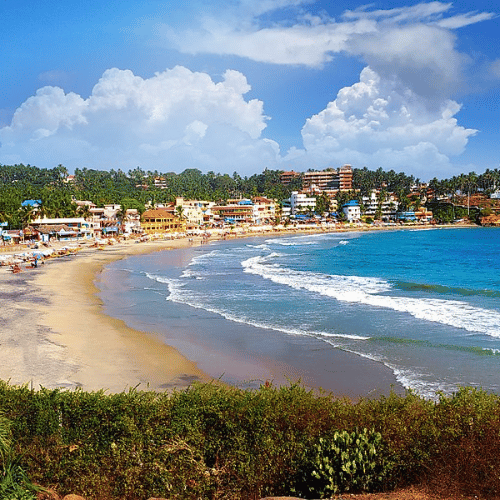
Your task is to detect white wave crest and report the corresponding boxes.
[144,273,184,295]
[161,271,369,342]
[242,255,500,337]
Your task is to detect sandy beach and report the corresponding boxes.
[0,224,442,395]
[0,238,217,392]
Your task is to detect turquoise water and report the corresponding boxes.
[101,227,500,399]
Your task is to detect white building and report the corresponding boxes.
[175,197,216,226]
[122,209,142,234]
[362,190,398,218]
[31,217,93,241]
[252,197,276,224]
[290,191,317,215]
[342,200,361,222]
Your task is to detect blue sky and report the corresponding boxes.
[0,0,498,181]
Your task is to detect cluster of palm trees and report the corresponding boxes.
[428,170,500,200]
[2,162,499,230]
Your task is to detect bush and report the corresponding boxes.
[1,381,500,499]
[293,428,390,498]
[0,413,40,500]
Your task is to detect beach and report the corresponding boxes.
[0,238,216,392]
[0,226,422,396]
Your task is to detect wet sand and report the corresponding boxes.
[100,243,404,399]
[0,227,415,396]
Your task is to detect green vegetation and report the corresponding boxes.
[0,413,41,500]
[425,201,480,223]
[0,164,297,229]
[2,162,499,229]
[293,429,387,498]
[1,380,500,499]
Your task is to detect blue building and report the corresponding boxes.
[396,211,417,221]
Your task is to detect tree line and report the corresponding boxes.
[1,163,497,228]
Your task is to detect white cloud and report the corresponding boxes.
[284,67,477,180]
[163,1,494,99]
[0,67,280,174]
[162,13,374,67]
[435,11,496,29]
[0,64,479,181]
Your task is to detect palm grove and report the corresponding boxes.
[1,163,497,229]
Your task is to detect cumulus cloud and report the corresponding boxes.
[284,67,477,180]
[163,1,494,99]
[0,67,281,174]
[0,63,478,180]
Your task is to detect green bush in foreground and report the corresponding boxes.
[0,413,41,500]
[292,429,389,498]
[1,380,500,499]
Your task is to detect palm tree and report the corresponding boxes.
[175,205,185,220]
[79,205,92,221]
[175,205,187,232]
[19,205,35,227]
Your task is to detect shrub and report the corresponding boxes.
[0,413,41,500]
[292,428,390,498]
[1,381,500,499]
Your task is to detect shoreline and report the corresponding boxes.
[0,223,474,395]
[0,238,215,392]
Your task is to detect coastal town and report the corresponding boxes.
[2,164,500,260]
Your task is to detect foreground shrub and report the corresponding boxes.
[293,428,390,498]
[0,413,40,500]
[0,380,500,499]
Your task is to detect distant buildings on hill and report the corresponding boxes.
[2,163,443,246]
[280,165,353,192]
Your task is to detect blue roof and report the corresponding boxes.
[22,199,42,207]
[342,200,359,207]
[238,200,253,205]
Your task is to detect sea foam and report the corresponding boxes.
[241,253,500,338]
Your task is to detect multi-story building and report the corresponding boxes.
[30,217,93,241]
[280,171,301,185]
[338,164,353,190]
[122,209,142,234]
[302,169,337,191]
[252,196,276,224]
[342,200,361,222]
[86,204,121,238]
[174,197,205,226]
[290,191,317,215]
[212,200,254,224]
[362,190,398,219]
[284,165,353,192]
[141,208,185,234]
[154,177,167,189]
[414,208,433,223]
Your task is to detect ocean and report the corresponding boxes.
[99,227,500,399]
